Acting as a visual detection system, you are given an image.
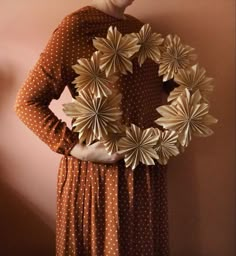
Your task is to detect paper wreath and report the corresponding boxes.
[63,24,218,170]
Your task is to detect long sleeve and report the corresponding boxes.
[14,14,80,155]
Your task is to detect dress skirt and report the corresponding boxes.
[56,156,169,256]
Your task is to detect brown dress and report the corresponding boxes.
[14,5,169,256]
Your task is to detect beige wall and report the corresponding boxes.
[0,0,235,255]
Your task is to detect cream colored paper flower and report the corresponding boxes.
[101,132,126,155]
[155,88,218,147]
[129,24,164,66]
[152,128,179,165]
[117,123,159,170]
[62,91,123,145]
[158,34,196,82]
[93,26,141,77]
[72,51,119,98]
[168,64,214,103]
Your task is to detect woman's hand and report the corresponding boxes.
[69,141,124,164]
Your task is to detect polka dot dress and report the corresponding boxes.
[14,5,169,256]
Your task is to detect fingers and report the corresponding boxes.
[109,152,125,163]
[91,141,106,150]
[86,141,125,164]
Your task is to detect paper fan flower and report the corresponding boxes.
[168,64,214,103]
[62,91,123,145]
[93,26,141,77]
[72,51,119,98]
[117,123,159,170]
[129,23,164,67]
[155,88,218,147]
[158,34,196,82]
[101,132,126,155]
[152,128,179,165]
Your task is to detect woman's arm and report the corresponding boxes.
[14,15,79,156]
[14,13,124,163]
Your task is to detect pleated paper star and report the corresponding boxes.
[152,128,179,165]
[158,34,196,82]
[117,123,159,170]
[101,131,126,155]
[62,91,123,145]
[72,51,119,98]
[129,23,164,66]
[93,26,141,77]
[168,64,214,103]
[155,88,218,147]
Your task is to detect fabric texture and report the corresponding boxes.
[14,5,169,256]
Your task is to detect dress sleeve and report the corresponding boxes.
[14,14,80,156]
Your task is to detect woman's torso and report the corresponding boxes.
[64,6,163,129]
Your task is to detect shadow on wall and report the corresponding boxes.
[0,61,16,110]
[0,59,56,255]
[168,150,201,256]
[144,12,202,255]
[0,179,55,256]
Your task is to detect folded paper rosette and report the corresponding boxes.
[63,24,218,170]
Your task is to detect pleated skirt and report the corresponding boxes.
[56,156,169,256]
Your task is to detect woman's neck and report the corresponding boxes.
[90,0,126,20]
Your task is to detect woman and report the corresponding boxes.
[14,0,170,255]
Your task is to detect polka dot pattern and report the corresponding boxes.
[14,5,169,256]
